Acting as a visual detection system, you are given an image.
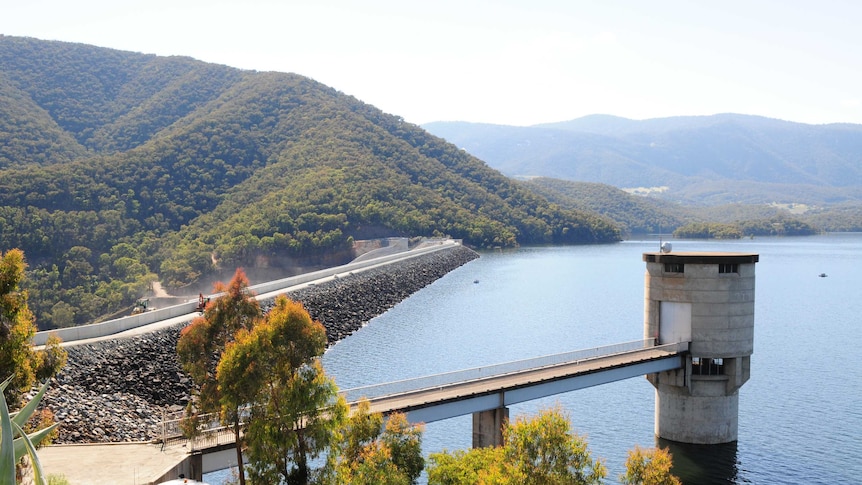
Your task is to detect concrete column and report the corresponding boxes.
[155,451,203,482]
[472,407,508,448]
[189,452,203,481]
[655,380,739,443]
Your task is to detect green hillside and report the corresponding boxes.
[524,177,819,238]
[521,178,690,236]
[0,36,619,329]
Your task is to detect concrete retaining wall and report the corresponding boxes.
[33,240,459,346]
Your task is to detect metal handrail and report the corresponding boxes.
[339,338,687,403]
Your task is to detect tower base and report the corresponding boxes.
[655,383,739,444]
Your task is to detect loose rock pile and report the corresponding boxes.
[284,245,479,343]
[41,245,479,444]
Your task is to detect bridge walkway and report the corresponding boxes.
[348,339,688,424]
[161,338,688,460]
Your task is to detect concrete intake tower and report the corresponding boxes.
[643,250,759,444]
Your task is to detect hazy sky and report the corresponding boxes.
[3,0,860,126]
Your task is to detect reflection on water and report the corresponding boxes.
[659,438,742,485]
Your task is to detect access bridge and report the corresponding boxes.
[162,337,688,476]
[342,338,687,446]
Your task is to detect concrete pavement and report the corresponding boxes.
[38,443,197,485]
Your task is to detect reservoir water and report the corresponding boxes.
[211,233,862,484]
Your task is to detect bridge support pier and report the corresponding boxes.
[152,450,203,483]
[472,406,508,448]
[188,452,204,481]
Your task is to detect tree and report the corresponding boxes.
[323,400,424,485]
[427,446,507,485]
[0,249,38,406]
[34,335,66,383]
[176,268,261,485]
[427,406,607,485]
[0,250,66,406]
[620,446,681,485]
[381,413,425,483]
[217,295,345,485]
[503,406,606,485]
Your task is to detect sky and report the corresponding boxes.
[3,0,861,127]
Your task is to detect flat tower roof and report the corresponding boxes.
[643,252,759,264]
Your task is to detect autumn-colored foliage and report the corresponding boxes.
[323,400,424,485]
[620,445,681,485]
[176,267,261,485]
[428,406,606,485]
[177,268,260,412]
[0,249,66,406]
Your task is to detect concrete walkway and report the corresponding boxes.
[38,443,194,485]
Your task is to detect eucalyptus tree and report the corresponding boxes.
[217,295,346,485]
[176,268,261,485]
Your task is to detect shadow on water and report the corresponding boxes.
[658,438,745,485]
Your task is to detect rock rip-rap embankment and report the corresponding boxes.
[40,245,479,443]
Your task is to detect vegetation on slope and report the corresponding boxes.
[521,178,688,236]
[523,177,821,238]
[0,36,619,328]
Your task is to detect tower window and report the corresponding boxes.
[691,357,724,375]
[664,263,684,273]
[719,263,739,274]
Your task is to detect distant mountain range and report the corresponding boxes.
[423,114,862,206]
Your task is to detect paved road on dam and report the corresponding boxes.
[36,240,460,348]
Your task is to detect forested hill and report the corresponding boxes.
[0,36,619,329]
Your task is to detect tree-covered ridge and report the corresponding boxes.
[523,176,828,237]
[521,178,688,236]
[673,217,818,239]
[0,35,244,153]
[0,74,88,169]
[0,36,619,328]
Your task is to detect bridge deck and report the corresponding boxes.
[355,341,687,423]
[156,339,688,475]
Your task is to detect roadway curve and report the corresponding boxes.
[40,244,479,444]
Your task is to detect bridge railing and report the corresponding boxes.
[339,338,680,403]
[161,339,689,449]
[160,408,236,450]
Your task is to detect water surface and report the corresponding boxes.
[208,234,862,484]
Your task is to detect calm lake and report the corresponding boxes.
[211,233,862,484]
